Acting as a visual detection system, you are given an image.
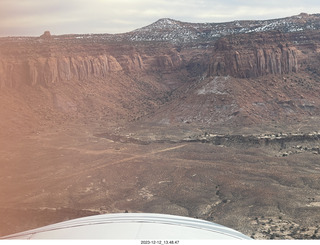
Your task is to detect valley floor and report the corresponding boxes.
[1,121,320,239]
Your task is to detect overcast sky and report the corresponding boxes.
[1,0,320,37]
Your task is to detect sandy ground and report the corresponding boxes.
[1,122,320,239]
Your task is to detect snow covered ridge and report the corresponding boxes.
[124,13,320,43]
[4,13,319,43]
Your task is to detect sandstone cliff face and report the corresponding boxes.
[208,36,299,78]
[0,31,304,89]
[0,40,183,88]
[26,55,123,86]
[0,56,117,88]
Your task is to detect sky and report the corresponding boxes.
[1,0,320,37]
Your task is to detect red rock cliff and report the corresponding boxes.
[0,39,183,88]
[208,33,299,78]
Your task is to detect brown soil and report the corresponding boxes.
[1,120,320,239]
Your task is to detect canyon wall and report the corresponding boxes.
[208,36,299,78]
[0,31,306,89]
[0,40,184,89]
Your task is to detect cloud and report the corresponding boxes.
[0,0,320,36]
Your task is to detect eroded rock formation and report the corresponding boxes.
[0,43,183,88]
[208,35,299,78]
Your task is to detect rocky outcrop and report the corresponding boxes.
[40,31,52,40]
[0,55,122,87]
[27,55,123,86]
[208,36,299,78]
[0,41,183,88]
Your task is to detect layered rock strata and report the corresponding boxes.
[0,43,183,88]
[208,34,299,78]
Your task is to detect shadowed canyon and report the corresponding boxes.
[1,13,320,239]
